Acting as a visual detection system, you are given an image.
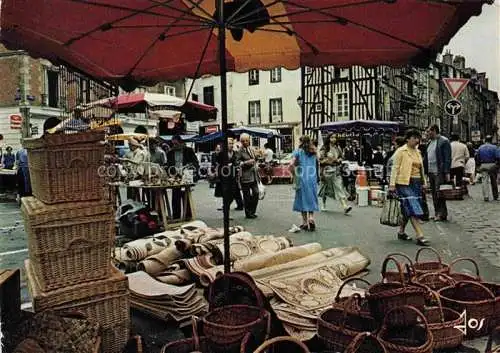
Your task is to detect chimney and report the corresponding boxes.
[453,55,465,70]
[442,51,453,66]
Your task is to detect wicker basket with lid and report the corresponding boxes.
[23,131,105,204]
[21,196,114,291]
[25,260,130,353]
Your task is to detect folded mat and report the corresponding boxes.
[176,226,245,254]
[127,271,194,299]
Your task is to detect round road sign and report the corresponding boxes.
[445,99,462,116]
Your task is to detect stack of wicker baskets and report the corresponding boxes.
[21,131,130,353]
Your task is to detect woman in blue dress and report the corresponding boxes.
[290,135,319,231]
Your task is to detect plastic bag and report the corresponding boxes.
[258,181,266,200]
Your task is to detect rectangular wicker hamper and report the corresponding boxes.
[21,197,114,291]
[23,131,105,204]
[25,260,130,353]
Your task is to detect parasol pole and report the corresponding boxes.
[217,0,231,274]
[146,107,152,182]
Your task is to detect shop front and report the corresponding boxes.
[247,122,300,154]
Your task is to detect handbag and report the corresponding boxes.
[380,193,403,227]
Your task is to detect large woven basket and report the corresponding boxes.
[448,257,482,282]
[201,305,270,353]
[378,306,434,353]
[367,256,428,325]
[21,197,114,291]
[317,293,378,353]
[414,272,456,291]
[438,281,496,338]
[25,260,130,353]
[423,292,463,350]
[381,252,414,283]
[412,247,449,277]
[23,131,105,204]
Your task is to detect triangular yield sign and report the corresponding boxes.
[443,78,470,99]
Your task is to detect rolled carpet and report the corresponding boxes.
[233,243,322,273]
[137,247,184,275]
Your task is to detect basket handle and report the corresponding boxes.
[381,305,430,333]
[381,256,405,284]
[385,252,414,266]
[334,277,371,303]
[252,336,310,353]
[454,280,495,299]
[344,332,387,353]
[429,291,446,323]
[415,247,443,265]
[191,315,201,350]
[416,272,456,288]
[449,257,481,280]
[67,237,95,249]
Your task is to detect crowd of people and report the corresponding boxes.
[0,144,31,199]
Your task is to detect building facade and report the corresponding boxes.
[0,46,167,151]
[302,52,499,142]
[186,68,301,153]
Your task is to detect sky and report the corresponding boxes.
[444,0,500,92]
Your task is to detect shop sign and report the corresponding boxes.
[10,114,22,129]
[186,121,200,133]
[205,125,219,134]
[90,117,121,130]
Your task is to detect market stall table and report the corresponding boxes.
[113,183,196,228]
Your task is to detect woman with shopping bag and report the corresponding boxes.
[389,129,430,246]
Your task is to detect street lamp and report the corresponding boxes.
[296,96,303,107]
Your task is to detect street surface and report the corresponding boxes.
[0,182,499,351]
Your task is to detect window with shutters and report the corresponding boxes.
[248,100,261,124]
[249,70,259,85]
[270,68,281,83]
[269,98,283,122]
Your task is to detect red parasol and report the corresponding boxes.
[1,0,491,273]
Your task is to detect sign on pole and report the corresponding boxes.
[9,114,22,130]
[445,99,462,116]
[443,78,469,99]
[471,130,481,142]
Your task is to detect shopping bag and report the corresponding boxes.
[380,195,402,227]
[258,181,266,200]
[421,191,430,221]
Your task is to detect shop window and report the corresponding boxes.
[252,137,260,147]
[248,100,261,125]
[336,93,349,118]
[270,68,281,83]
[269,98,283,123]
[192,93,199,101]
[164,85,176,96]
[203,86,214,106]
[249,70,259,85]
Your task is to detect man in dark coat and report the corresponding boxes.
[424,125,452,222]
[237,133,259,219]
[166,135,199,219]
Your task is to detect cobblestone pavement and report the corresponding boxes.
[446,184,500,268]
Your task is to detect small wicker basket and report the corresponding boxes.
[25,260,130,353]
[21,197,114,291]
[23,131,105,204]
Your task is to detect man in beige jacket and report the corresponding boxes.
[450,134,469,187]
